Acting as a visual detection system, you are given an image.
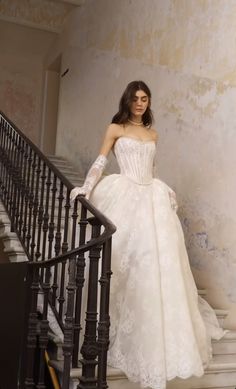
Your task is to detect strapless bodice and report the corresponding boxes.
[114,137,156,184]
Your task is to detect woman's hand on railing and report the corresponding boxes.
[70,155,108,201]
[70,186,87,201]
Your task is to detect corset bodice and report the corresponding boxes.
[114,137,156,184]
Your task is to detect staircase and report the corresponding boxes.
[0,111,116,389]
[0,155,84,264]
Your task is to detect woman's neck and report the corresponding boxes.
[128,114,143,125]
[128,118,143,126]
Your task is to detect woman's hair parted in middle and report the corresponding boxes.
[111,80,153,127]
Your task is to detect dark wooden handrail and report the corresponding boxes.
[0,111,116,389]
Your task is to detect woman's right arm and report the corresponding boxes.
[70,124,121,200]
[98,123,122,156]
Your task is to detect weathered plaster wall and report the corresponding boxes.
[0,0,75,32]
[46,0,236,327]
[0,20,56,144]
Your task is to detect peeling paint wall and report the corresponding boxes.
[0,20,56,144]
[46,0,236,328]
[0,0,74,32]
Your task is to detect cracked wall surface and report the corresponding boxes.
[0,0,75,32]
[44,0,236,327]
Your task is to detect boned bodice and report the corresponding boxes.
[114,137,156,184]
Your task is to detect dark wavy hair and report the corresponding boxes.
[111,80,153,127]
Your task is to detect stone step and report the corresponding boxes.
[48,158,85,186]
[51,166,80,175]
[49,360,126,381]
[47,155,76,166]
[167,354,236,389]
[214,309,229,328]
[198,289,207,297]
[47,155,71,164]
[212,330,236,355]
[47,155,84,180]
[50,354,236,389]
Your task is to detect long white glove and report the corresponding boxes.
[70,155,108,201]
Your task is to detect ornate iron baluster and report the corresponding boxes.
[24,267,40,389]
[48,173,57,260]
[0,119,7,201]
[79,218,102,389]
[26,151,37,253]
[58,263,66,322]
[15,137,24,231]
[2,121,9,203]
[19,142,29,237]
[36,267,51,389]
[35,162,46,262]
[10,131,19,230]
[62,187,70,254]
[62,256,77,389]
[97,238,112,389]
[23,147,33,248]
[58,189,70,320]
[54,181,64,257]
[9,128,17,220]
[0,117,6,197]
[6,124,14,213]
[72,203,88,367]
[51,181,64,307]
[41,167,51,278]
[31,155,41,260]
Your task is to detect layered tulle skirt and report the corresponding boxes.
[90,174,224,389]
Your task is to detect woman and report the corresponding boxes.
[70,81,224,389]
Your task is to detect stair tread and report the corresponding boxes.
[50,353,236,380]
[213,330,236,342]
[49,159,73,165]
[47,161,85,184]
[47,155,69,162]
[49,359,126,379]
[198,289,207,296]
[54,167,80,173]
[211,354,236,363]
[214,309,229,316]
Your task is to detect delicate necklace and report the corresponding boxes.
[128,119,143,126]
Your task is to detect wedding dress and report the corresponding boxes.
[81,136,224,389]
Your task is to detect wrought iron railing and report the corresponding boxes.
[0,111,116,389]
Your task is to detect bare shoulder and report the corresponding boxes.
[149,128,158,142]
[99,123,123,156]
[106,123,124,140]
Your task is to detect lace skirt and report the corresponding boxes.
[90,174,224,389]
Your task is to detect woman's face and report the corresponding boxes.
[130,90,149,118]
